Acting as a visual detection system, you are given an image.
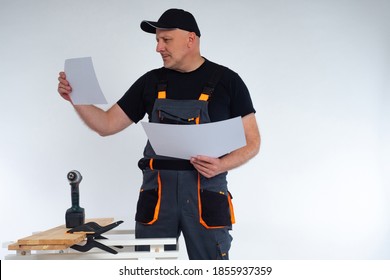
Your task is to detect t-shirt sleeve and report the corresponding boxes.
[117,74,147,124]
[229,72,256,118]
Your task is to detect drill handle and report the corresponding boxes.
[70,183,80,208]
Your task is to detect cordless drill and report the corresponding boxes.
[65,170,85,228]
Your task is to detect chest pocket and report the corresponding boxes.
[156,100,202,125]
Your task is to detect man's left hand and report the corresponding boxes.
[190,155,225,178]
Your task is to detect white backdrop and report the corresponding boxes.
[1,0,389,260]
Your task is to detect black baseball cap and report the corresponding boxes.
[140,8,201,37]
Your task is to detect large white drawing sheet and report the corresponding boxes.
[141,117,246,160]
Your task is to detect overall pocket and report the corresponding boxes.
[135,170,162,225]
[151,98,211,125]
[197,173,235,229]
[159,109,200,124]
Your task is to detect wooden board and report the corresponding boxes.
[8,218,114,251]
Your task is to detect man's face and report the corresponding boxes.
[155,29,191,72]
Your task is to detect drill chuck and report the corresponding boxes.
[68,170,82,184]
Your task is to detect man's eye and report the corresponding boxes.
[156,38,171,43]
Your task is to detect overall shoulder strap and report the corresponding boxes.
[199,64,224,101]
[157,68,167,99]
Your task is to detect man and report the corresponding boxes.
[58,8,260,260]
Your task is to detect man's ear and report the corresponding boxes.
[187,32,197,47]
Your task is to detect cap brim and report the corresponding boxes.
[140,20,176,34]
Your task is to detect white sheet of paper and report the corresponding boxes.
[141,117,246,160]
[64,57,107,105]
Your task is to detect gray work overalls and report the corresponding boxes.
[135,67,235,260]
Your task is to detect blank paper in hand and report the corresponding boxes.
[141,117,246,160]
[64,57,107,105]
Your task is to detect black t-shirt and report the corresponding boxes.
[117,59,256,123]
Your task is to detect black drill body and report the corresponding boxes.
[65,170,85,228]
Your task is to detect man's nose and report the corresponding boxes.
[156,41,164,53]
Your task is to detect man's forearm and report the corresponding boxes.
[73,103,133,136]
[73,105,110,136]
[220,133,260,171]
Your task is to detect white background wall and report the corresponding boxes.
[1,0,389,260]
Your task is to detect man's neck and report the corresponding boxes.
[178,55,205,73]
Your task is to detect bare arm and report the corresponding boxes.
[73,103,133,136]
[57,72,133,136]
[190,113,261,178]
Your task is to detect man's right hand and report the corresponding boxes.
[57,72,72,102]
